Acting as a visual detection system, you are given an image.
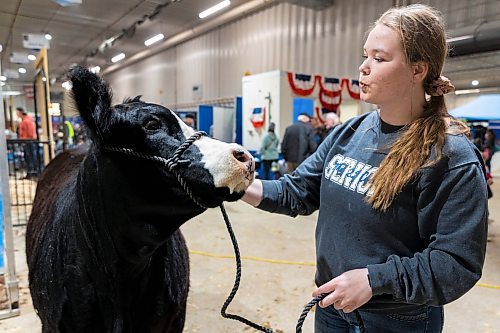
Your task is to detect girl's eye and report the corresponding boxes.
[362,55,368,59]
[374,57,383,62]
[144,119,161,131]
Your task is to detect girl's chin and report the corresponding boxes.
[360,94,373,103]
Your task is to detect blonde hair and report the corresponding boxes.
[367,4,469,211]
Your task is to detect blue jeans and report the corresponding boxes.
[315,305,444,333]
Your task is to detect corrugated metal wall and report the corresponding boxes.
[106,0,500,106]
[106,0,392,105]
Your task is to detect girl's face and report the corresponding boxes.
[359,24,414,106]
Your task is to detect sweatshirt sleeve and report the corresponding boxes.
[367,161,488,305]
[257,133,333,217]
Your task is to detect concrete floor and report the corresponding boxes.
[0,170,498,332]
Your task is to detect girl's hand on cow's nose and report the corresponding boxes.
[241,179,263,207]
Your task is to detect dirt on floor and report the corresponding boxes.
[0,181,499,333]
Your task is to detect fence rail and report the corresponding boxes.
[6,139,49,226]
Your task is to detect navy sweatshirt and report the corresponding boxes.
[258,111,488,313]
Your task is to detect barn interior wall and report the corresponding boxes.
[105,0,499,110]
[105,0,392,107]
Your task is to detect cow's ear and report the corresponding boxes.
[68,65,113,143]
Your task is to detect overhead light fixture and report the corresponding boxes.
[199,0,231,19]
[18,67,27,74]
[28,54,36,61]
[0,75,6,81]
[144,33,164,46]
[446,34,473,43]
[455,88,480,95]
[0,82,5,86]
[471,80,479,86]
[45,33,53,40]
[111,53,125,63]
[2,91,22,96]
[51,0,82,6]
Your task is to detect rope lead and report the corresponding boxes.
[104,133,365,333]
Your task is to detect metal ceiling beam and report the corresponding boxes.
[449,20,500,57]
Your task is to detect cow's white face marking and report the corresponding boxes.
[194,139,251,193]
[171,112,251,193]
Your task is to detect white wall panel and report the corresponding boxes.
[108,49,176,106]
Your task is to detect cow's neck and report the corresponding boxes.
[77,148,205,276]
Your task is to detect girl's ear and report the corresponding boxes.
[68,65,113,143]
[412,61,429,84]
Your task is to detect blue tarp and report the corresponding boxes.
[449,94,500,120]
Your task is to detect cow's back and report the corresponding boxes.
[26,145,87,264]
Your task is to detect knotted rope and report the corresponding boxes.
[104,131,208,208]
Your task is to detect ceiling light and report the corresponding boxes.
[2,91,22,95]
[42,77,47,82]
[471,80,479,86]
[45,33,53,40]
[0,82,5,86]
[28,54,36,61]
[51,0,82,6]
[144,33,164,46]
[446,34,473,43]
[111,53,125,63]
[0,75,6,81]
[18,67,27,74]
[199,0,231,19]
[455,88,480,95]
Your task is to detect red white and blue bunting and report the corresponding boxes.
[287,72,360,112]
[287,72,318,96]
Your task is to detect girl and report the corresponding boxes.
[242,4,488,332]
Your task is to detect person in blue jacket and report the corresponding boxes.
[242,4,488,333]
[259,122,280,180]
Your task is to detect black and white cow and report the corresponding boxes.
[26,66,254,333]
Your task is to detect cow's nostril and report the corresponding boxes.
[232,149,248,163]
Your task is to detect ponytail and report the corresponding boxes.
[367,95,468,211]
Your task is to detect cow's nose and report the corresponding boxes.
[232,148,252,164]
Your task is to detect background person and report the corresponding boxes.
[324,112,340,135]
[483,128,496,170]
[183,114,196,128]
[16,107,38,179]
[242,4,488,332]
[281,113,317,173]
[259,122,280,180]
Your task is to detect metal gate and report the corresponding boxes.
[6,139,48,226]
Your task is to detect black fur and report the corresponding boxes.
[26,66,247,332]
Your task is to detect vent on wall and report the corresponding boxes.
[283,0,334,10]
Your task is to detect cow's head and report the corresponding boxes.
[68,66,254,209]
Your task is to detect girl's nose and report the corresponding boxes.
[359,60,369,75]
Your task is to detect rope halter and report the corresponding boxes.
[103,130,208,208]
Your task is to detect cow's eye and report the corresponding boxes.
[144,119,161,131]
